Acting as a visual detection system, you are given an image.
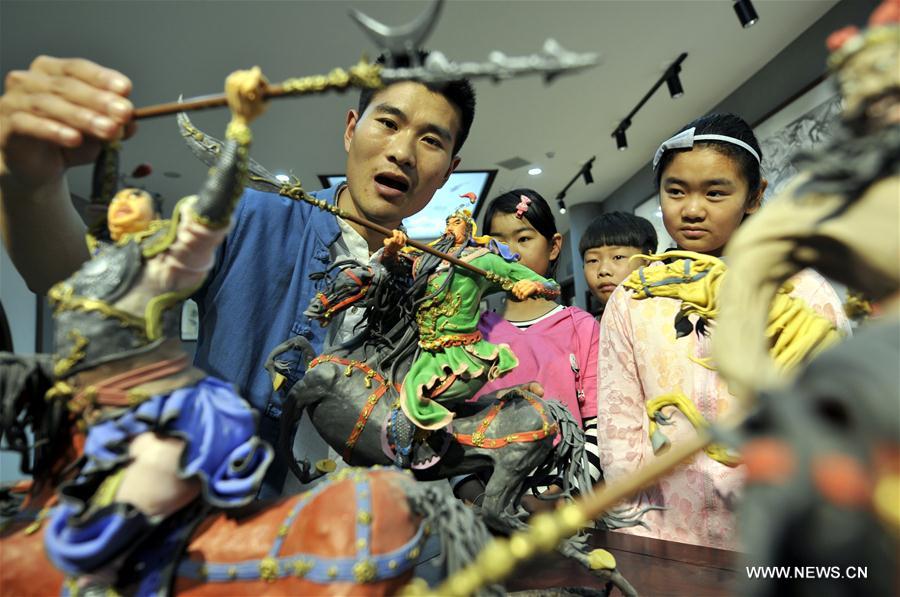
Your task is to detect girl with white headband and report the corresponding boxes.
[597,113,850,549]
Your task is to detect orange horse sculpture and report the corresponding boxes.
[0,356,496,597]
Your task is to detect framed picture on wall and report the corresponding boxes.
[753,76,847,304]
[753,77,843,204]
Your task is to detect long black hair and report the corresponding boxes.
[341,233,462,386]
[0,354,67,480]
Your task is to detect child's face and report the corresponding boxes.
[658,147,761,256]
[583,246,646,305]
[488,212,560,278]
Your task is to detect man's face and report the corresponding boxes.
[343,81,462,228]
[107,188,155,240]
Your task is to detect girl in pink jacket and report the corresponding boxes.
[598,114,850,549]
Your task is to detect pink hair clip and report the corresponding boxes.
[515,195,532,219]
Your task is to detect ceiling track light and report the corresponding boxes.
[733,0,759,28]
[581,156,596,184]
[610,52,688,152]
[665,67,684,98]
[554,156,595,214]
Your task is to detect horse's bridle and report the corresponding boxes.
[313,268,369,322]
[307,355,399,462]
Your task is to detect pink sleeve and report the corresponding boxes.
[597,289,648,483]
[578,314,600,420]
[789,269,852,336]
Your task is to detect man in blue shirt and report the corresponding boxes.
[0,58,476,495]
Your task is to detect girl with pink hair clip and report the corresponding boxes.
[452,188,603,510]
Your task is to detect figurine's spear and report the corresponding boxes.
[265,176,524,292]
[172,0,599,289]
[134,0,598,120]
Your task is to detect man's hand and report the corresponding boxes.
[383,229,408,257]
[225,66,268,125]
[0,56,135,190]
[497,381,545,400]
[511,279,543,300]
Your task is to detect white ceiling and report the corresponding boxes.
[1,0,839,233]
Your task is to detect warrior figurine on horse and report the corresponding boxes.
[33,67,273,593]
[378,207,561,464]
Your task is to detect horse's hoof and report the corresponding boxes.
[315,459,337,473]
[587,548,617,570]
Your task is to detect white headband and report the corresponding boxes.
[652,127,761,170]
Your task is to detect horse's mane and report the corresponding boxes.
[0,354,69,480]
[334,234,462,385]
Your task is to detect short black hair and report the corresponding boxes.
[654,113,764,201]
[579,212,658,258]
[357,53,476,155]
[483,188,560,276]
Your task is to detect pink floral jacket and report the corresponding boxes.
[597,267,850,549]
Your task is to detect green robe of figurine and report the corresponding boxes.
[400,244,559,430]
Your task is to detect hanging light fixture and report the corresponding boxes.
[614,128,628,151]
[581,156,596,184]
[665,69,684,98]
[553,156,595,215]
[555,191,568,215]
[733,0,759,28]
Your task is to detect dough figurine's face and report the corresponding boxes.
[108,188,156,241]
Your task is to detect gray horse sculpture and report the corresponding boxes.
[269,259,638,596]
[272,258,587,517]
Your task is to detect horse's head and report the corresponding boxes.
[305,260,386,324]
[0,353,78,503]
